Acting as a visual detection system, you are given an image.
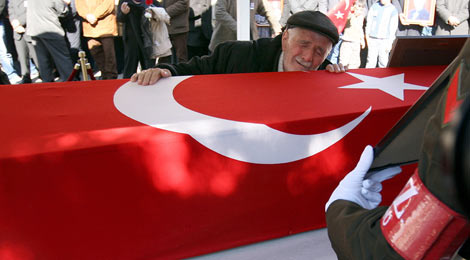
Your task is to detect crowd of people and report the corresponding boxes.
[327,0,470,69]
[0,0,468,85]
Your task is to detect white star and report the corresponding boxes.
[340,72,429,101]
[334,11,344,19]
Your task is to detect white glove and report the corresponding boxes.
[325,145,402,212]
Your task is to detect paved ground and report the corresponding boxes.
[189,228,337,260]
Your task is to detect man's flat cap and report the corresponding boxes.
[286,11,339,45]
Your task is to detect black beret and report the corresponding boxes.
[286,11,339,45]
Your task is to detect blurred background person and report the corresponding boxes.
[208,0,281,53]
[280,0,327,26]
[365,0,398,68]
[339,0,365,69]
[435,0,469,36]
[158,0,190,64]
[146,5,172,61]
[0,0,21,84]
[60,0,84,66]
[395,0,425,37]
[8,0,40,84]
[117,0,157,78]
[325,0,342,65]
[76,0,118,79]
[187,0,212,60]
[26,0,74,82]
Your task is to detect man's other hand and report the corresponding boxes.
[448,16,459,26]
[121,2,130,15]
[130,68,172,85]
[326,63,347,73]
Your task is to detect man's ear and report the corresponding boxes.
[281,29,289,51]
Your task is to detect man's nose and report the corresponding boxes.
[302,50,314,62]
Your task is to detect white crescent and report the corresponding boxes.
[113,76,371,164]
[345,0,350,10]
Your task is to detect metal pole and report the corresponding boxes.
[237,0,250,40]
[78,51,89,81]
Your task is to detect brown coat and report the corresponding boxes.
[76,0,118,38]
[163,0,190,35]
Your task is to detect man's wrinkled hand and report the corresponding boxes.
[326,63,347,73]
[130,68,172,86]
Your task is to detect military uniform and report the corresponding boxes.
[326,41,470,259]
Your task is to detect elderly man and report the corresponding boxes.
[131,10,346,85]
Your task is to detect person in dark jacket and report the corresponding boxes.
[187,0,212,60]
[325,41,470,259]
[157,0,190,64]
[117,0,158,78]
[60,0,84,66]
[131,10,346,85]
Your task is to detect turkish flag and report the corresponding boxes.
[0,66,444,259]
[327,0,356,33]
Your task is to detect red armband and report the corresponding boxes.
[381,171,470,260]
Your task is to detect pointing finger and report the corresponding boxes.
[368,166,402,183]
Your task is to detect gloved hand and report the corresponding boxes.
[325,145,402,212]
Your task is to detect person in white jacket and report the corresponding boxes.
[147,6,173,59]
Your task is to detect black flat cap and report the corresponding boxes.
[286,11,339,45]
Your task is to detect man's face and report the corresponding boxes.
[281,28,333,72]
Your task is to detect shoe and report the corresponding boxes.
[8,74,22,84]
[31,70,40,80]
[18,75,32,84]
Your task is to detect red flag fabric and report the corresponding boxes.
[327,0,357,34]
[0,66,444,259]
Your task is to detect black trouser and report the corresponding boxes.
[121,35,155,78]
[32,35,73,82]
